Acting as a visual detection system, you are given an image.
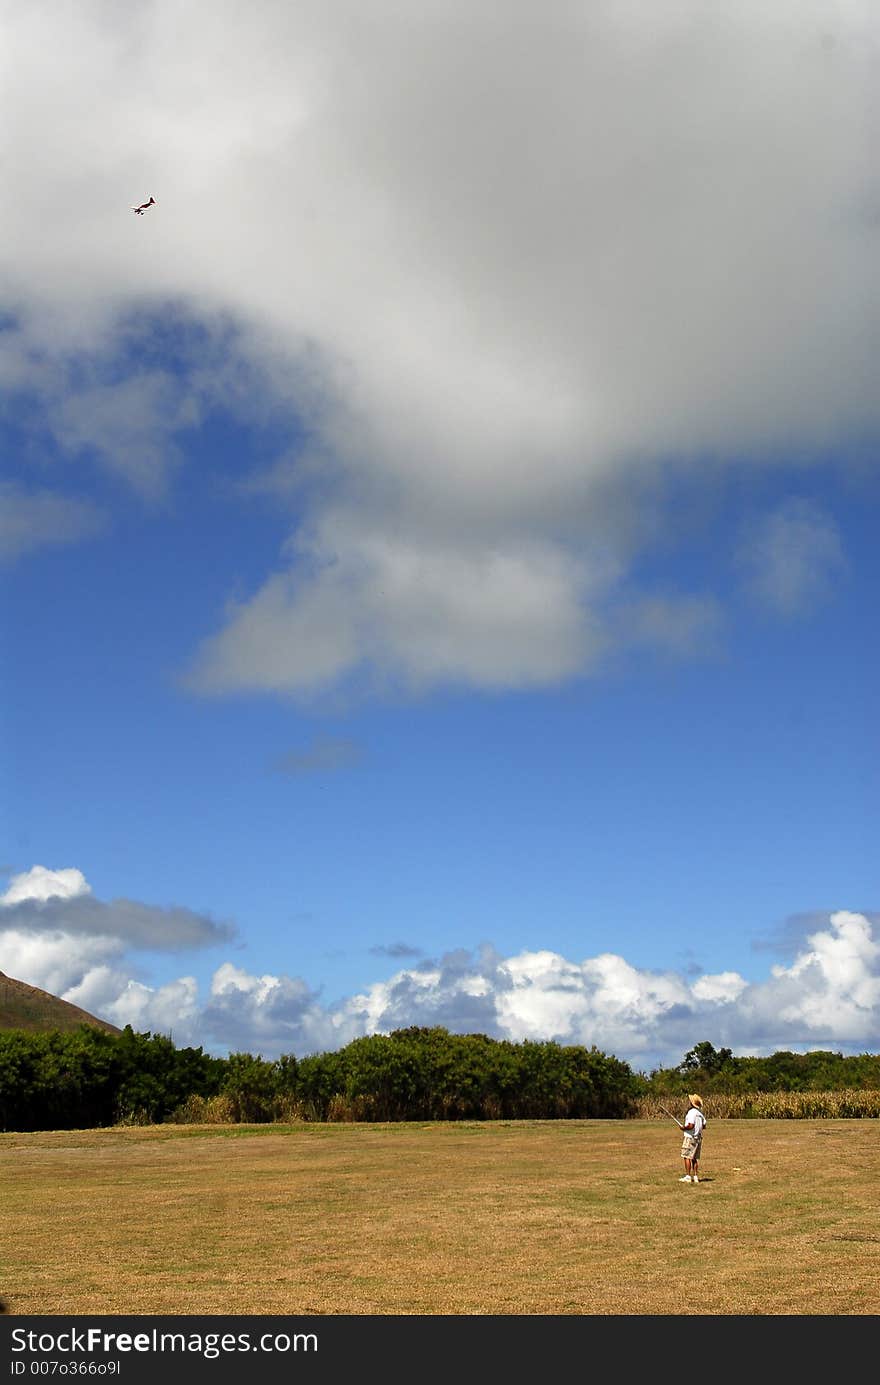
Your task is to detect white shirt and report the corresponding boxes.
[684,1107,705,1136]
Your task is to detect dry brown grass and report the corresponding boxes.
[3,1119,878,1316]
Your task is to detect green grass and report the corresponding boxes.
[2,1118,878,1315]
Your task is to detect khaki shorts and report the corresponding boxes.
[681,1132,702,1160]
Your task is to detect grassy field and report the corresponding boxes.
[2,1118,878,1316]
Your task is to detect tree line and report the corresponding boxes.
[648,1039,880,1096]
[0,1027,878,1132]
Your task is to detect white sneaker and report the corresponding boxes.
[692,1175,699,1183]
[679,1175,692,1182]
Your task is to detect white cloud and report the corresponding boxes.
[340,913,880,1063]
[0,317,239,502]
[2,3,877,690]
[3,871,878,1063]
[750,909,880,1039]
[50,371,202,499]
[1,864,234,950]
[0,929,126,1002]
[1,865,91,904]
[99,977,202,1037]
[691,972,748,1005]
[0,865,232,1025]
[199,962,356,1054]
[187,909,879,1062]
[185,519,601,694]
[735,498,848,616]
[0,483,106,562]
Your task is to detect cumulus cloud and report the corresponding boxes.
[1,865,90,904]
[738,910,880,1042]
[334,910,880,1065]
[198,962,356,1055]
[0,865,233,1010]
[67,971,202,1039]
[4,869,876,1066]
[156,910,880,1060]
[2,2,877,693]
[0,931,128,1007]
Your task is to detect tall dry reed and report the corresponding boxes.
[636,1088,880,1119]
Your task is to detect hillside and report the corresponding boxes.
[0,971,122,1037]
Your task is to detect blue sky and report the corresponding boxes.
[1,2,878,1071]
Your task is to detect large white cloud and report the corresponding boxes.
[0,866,233,1017]
[3,867,877,1064]
[2,2,876,690]
[340,912,880,1064]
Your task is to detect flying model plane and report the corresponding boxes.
[131,196,156,215]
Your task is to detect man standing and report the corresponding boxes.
[678,1094,706,1182]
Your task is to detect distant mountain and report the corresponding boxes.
[0,971,123,1037]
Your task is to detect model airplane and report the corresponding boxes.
[131,196,156,215]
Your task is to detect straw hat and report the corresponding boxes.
[688,1093,703,1107]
